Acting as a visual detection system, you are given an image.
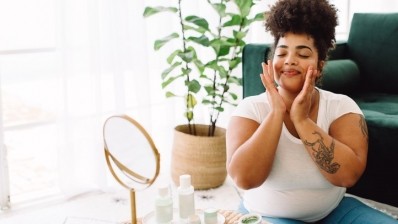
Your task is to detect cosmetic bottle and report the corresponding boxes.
[178,174,195,221]
[155,185,173,224]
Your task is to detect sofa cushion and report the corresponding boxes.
[346,93,398,206]
[347,13,398,93]
[320,59,360,94]
[355,93,398,117]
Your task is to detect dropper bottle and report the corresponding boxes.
[155,185,173,224]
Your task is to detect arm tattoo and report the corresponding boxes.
[304,131,341,174]
[359,115,368,140]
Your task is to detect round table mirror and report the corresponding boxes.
[103,115,160,224]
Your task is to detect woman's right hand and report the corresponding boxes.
[260,60,286,114]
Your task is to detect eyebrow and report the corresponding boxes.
[277,45,313,52]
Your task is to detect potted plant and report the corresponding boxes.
[144,0,262,189]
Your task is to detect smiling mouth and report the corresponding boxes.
[282,70,300,76]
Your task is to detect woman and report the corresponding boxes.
[226,0,397,223]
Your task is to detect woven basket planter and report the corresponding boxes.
[171,124,227,190]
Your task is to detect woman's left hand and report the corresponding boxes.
[290,66,319,124]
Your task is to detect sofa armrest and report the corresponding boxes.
[321,59,360,94]
[328,41,349,60]
[242,44,271,98]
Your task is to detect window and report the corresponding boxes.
[0,0,58,208]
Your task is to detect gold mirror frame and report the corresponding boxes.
[103,115,160,224]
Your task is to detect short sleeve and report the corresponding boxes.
[333,94,363,119]
[232,93,269,124]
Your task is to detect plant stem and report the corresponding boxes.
[211,15,247,136]
[178,0,196,135]
[208,0,224,136]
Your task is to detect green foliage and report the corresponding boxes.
[144,0,263,136]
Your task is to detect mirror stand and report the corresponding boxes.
[103,115,160,224]
[130,190,137,224]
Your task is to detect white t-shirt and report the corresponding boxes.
[232,89,363,222]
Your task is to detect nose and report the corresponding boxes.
[284,54,297,65]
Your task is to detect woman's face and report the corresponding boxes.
[272,32,321,94]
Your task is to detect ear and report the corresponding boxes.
[317,60,325,79]
[318,60,325,72]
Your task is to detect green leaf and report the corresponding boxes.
[193,59,205,73]
[204,85,215,95]
[161,62,182,79]
[167,49,182,64]
[218,66,228,78]
[165,91,176,97]
[233,0,253,17]
[223,84,230,92]
[185,15,209,31]
[178,48,196,63]
[162,76,180,89]
[228,92,238,100]
[228,76,242,85]
[211,3,226,17]
[186,94,197,109]
[183,24,207,34]
[154,33,179,50]
[243,12,264,27]
[185,111,194,121]
[206,60,220,70]
[181,67,192,76]
[187,79,201,93]
[215,106,224,112]
[219,45,231,57]
[228,57,241,69]
[223,15,242,27]
[201,99,212,105]
[233,30,247,40]
[210,39,231,57]
[187,35,210,47]
[253,12,264,21]
[143,6,178,17]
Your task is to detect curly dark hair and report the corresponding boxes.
[265,0,338,62]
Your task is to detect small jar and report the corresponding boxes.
[204,208,218,224]
[188,214,201,224]
[238,213,262,224]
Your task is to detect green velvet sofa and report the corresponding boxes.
[241,13,398,207]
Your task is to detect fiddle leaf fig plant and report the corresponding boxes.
[144,0,263,136]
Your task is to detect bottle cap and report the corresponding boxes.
[180,174,191,189]
[158,185,169,197]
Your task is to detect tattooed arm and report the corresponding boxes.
[290,68,368,187]
[295,113,368,187]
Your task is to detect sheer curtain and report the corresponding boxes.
[53,0,270,196]
[54,0,178,195]
[0,0,271,206]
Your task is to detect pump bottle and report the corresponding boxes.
[178,174,195,221]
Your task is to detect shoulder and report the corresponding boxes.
[318,89,363,119]
[232,93,269,123]
[319,88,353,102]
